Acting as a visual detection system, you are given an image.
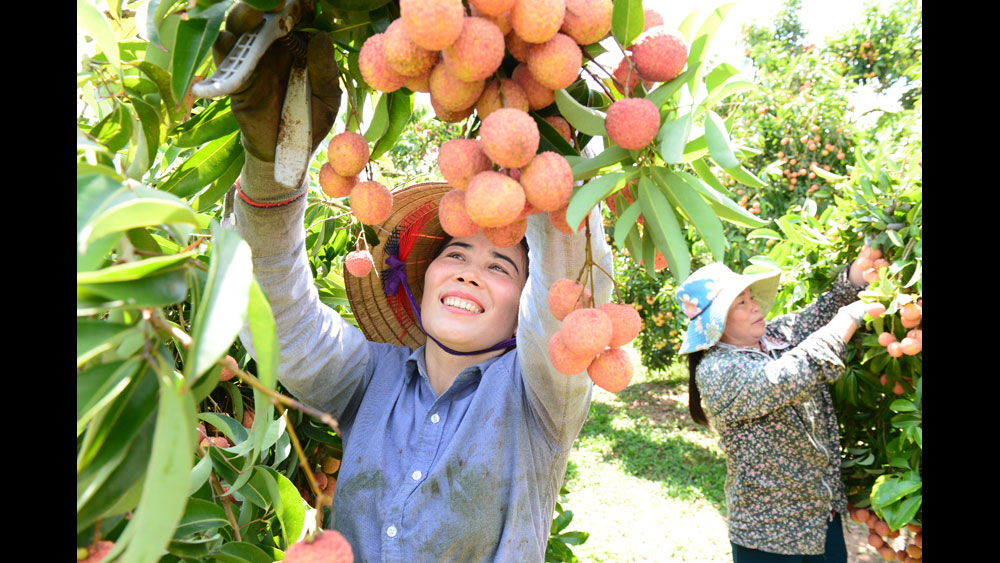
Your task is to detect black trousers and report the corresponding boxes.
[730,513,847,563]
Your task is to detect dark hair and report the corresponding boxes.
[687,350,710,428]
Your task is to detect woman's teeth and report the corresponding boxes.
[443,296,483,313]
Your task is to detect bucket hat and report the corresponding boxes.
[343,181,517,355]
[674,262,781,354]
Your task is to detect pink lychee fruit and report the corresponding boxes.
[630,27,688,83]
[561,0,613,45]
[358,33,407,93]
[319,163,359,199]
[605,97,660,150]
[511,0,567,44]
[519,151,573,212]
[429,61,486,113]
[442,17,507,82]
[345,250,374,277]
[588,347,634,392]
[400,0,466,51]
[483,219,528,248]
[438,189,483,237]
[526,33,583,90]
[511,63,556,110]
[283,530,354,563]
[349,181,394,225]
[548,331,595,375]
[383,19,439,77]
[438,138,494,191]
[327,131,370,177]
[476,78,530,121]
[599,302,643,347]
[560,307,613,358]
[464,171,527,228]
[479,108,540,168]
[548,278,591,320]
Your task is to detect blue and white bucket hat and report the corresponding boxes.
[674,263,782,354]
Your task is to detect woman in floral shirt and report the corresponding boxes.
[674,260,869,562]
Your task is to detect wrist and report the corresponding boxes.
[239,147,309,204]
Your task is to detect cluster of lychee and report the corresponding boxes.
[359,0,614,124]
[437,108,577,247]
[849,505,922,562]
[546,278,642,392]
[305,454,341,508]
[283,529,354,563]
[604,9,689,152]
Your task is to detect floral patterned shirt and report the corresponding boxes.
[696,268,861,555]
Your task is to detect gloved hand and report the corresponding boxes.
[213,1,341,164]
[837,300,868,326]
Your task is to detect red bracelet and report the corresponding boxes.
[233,177,307,208]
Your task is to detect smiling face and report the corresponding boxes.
[419,232,529,353]
[719,287,767,348]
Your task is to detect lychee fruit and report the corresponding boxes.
[549,204,586,234]
[438,138,494,191]
[519,151,573,212]
[476,78,530,121]
[472,5,513,34]
[283,530,354,563]
[560,307,613,358]
[479,108,540,168]
[383,19,439,78]
[511,63,556,110]
[200,436,232,449]
[605,97,660,150]
[400,0,466,51]
[544,115,573,144]
[313,471,328,491]
[464,171,527,228]
[345,249,374,277]
[483,219,528,248]
[506,31,533,62]
[319,163,358,199]
[642,9,664,32]
[588,347,634,392]
[429,61,486,112]
[548,331,594,375]
[511,0,566,44]
[470,0,516,16]
[327,131,370,177]
[79,541,115,563]
[349,181,394,225]
[219,355,239,381]
[611,56,652,95]
[526,33,582,90]
[358,33,407,93]
[548,278,591,320]
[322,456,341,474]
[430,94,475,123]
[599,302,643,347]
[561,0,613,45]
[630,27,688,82]
[438,189,483,237]
[241,408,255,429]
[403,69,433,93]
[442,17,507,82]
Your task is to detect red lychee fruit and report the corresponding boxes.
[241,408,255,429]
[429,61,486,112]
[79,540,114,563]
[548,278,591,320]
[605,97,660,150]
[443,17,507,82]
[560,307,613,358]
[438,138,494,191]
[349,181,394,225]
[511,0,567,44]
[544,115,573,144]
[383,19,438,78]
[476,78,530,121]
[327,131,370,177]
[345,249,374,277]
[358,33,407,93]
[511,63,556,110]
[479,108,540,168]
[319,163,358,199]
[403,68,433,93]
[548,331,595,375]
[470,0,516,16]
[283,530,354,563]
[400,0,466,51]
[483,219,528,248]
[430,93,475,123]
[588,347,634,392]
[560,0,613,45]
[200,436,232,449]
[464,171,527,228]
[549,204,586,234]
[321,456,341,474]
[219,354,239,381]
[642,9,664,32]
[599,302,643,347]
[526,33,583,90]
[630,27,688,82]
[519,151,573,212]
[438,189,483,237]
[611,56,652,95]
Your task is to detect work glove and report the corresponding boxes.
[213,1,341,165]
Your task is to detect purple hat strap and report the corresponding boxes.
[383,255,517,356]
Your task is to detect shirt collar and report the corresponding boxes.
[404,346,507,386]
[714,334,790,355]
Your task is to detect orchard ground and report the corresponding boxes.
[562,349,914,562]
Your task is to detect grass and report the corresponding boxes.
[560,356,734,562]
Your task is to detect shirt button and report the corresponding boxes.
[412,470,422,481]
[430,413,440,424]
[387,526,397,538]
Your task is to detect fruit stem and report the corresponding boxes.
[210,471,242,541]
[278,404,330,512]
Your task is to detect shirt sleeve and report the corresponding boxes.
[516,209,613,452]
[232,153,373,421]
[766,267,864,347]
[698,324,848,426]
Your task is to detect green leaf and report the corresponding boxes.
[173,498,230,538]
[193,148,245,212]
[568,146,629,181]
[890,399,918,413]
[172,97,240,148]
[690,158,726,192]
[79,267,189,308]
[657,112,693,164]
[216,542,276,563]
[611,0,645,47]
[747,228,782,241]
[613,199,642,249]
[704,109,739,169]
[675,171,768,228]
[189,452,213,496]
[685,3,734,97]
[248,279,279,451]
[566,172,627,231]
[77,320,137,367]
[704,62,740,96]
[879,495,922,531]
[89,102,134,153]
[371,90,414,161]
[170,14,224,105]
[184,221,252,382]
[646,64,700,109]
[652,167,726,261]
[725,163,767,188]
[137,60,186,125]
[78,251,197,285]
[80,197,199,249]
[703,79,757,109]
[260,467,306,547]
[811,164,847,183]
[128,96,162,178]
[77,0,121,75]
[637,174,690,281]
[554,89,607,137]
[533,112,578,156]
[871,474,922,509]
[159,130,243,198]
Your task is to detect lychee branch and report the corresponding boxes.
[277,405,332,521]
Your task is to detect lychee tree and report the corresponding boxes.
[78,0,776,560]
